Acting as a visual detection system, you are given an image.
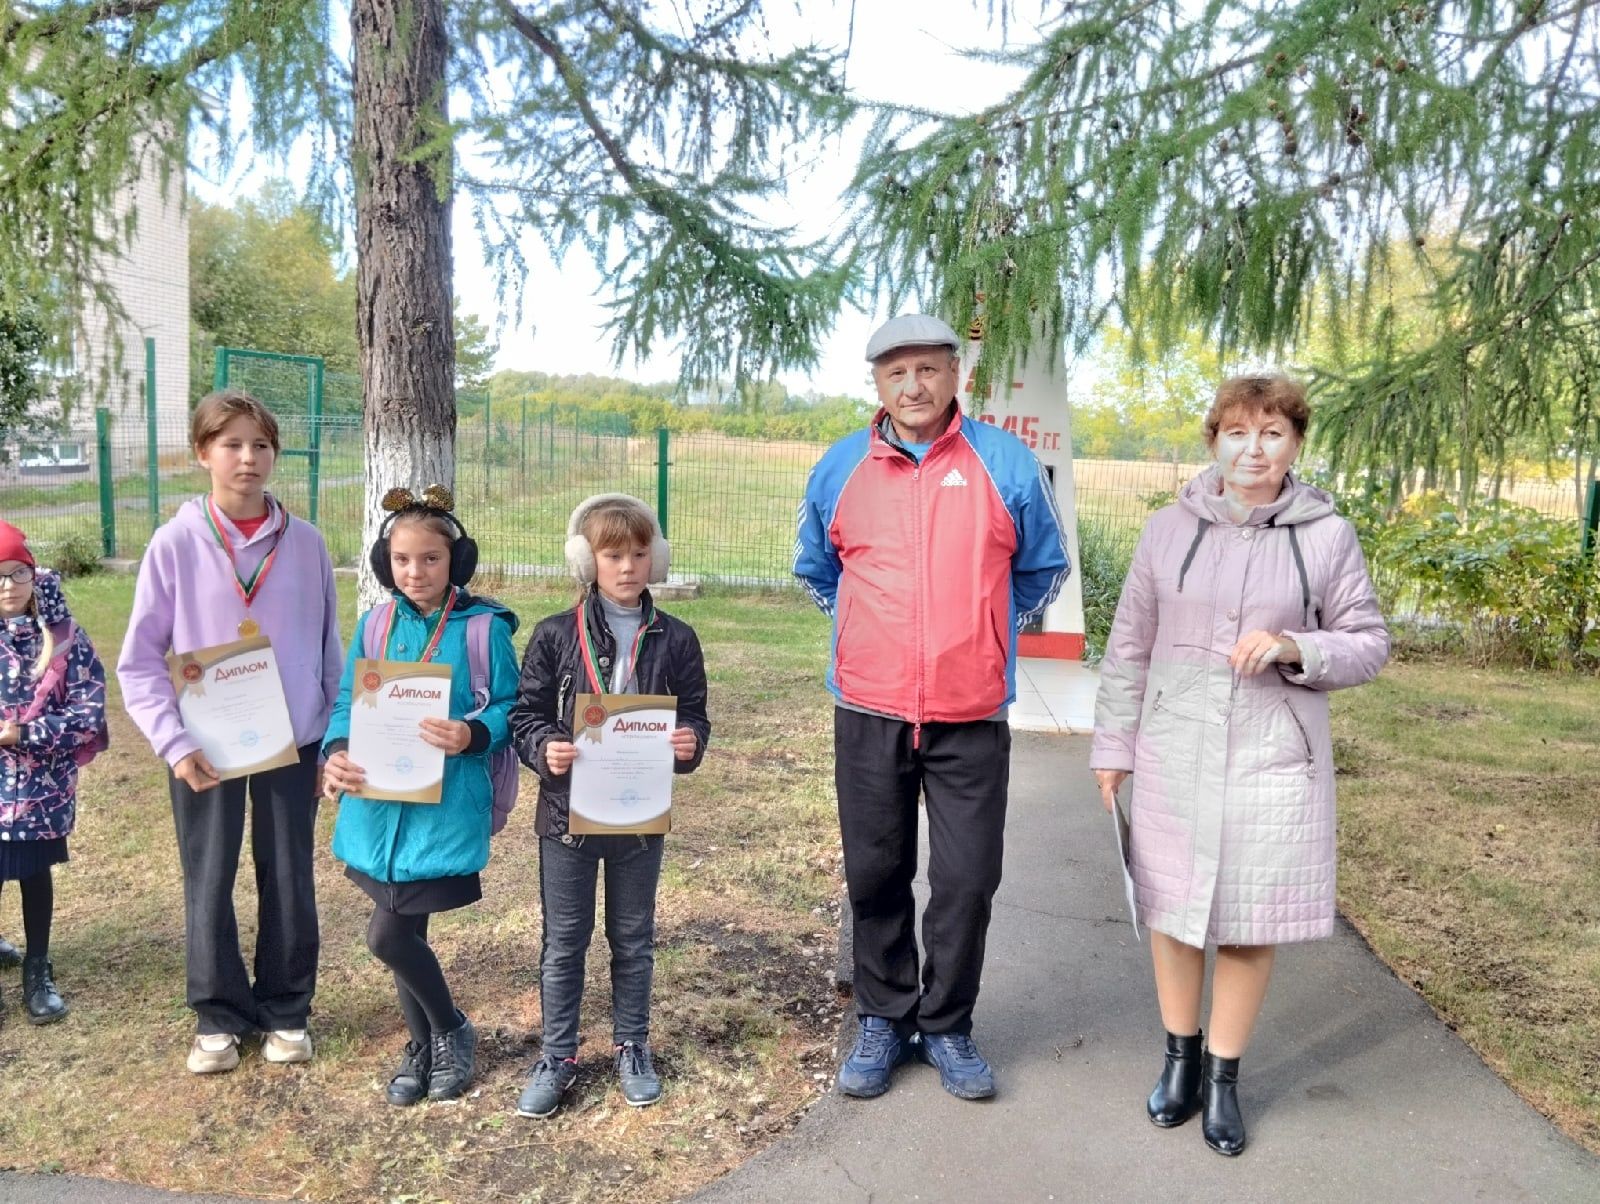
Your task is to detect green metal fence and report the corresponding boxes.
[9,402,1598,589]
[10,334,1587,583]
[2,406,826,584]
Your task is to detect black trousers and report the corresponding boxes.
[834,708,1011,1036]
[168,744,321,1035]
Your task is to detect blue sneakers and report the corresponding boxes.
[836,1016,915,1098]
[919,1031,996,1100]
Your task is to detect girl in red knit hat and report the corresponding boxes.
[0,520,108,1025]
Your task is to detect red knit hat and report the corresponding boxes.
[0,520,36,567]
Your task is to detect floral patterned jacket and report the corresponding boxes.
[1,570,108,842]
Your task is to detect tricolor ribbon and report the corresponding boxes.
[378,588,459,664]
[203,494,289,616]
[576,598,654,695]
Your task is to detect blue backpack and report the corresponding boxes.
[360,603,520,834]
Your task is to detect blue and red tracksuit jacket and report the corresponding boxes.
[794,406,1071,726]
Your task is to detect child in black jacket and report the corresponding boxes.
[510,494,709,1119]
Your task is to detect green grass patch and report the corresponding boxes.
[1333,662,1600,1154]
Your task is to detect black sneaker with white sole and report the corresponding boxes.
[517,1053,579,1118]
[615,1040,662,1107]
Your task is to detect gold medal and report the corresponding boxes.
[238,616,261,638]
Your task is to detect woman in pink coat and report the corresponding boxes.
[1091,374,1389,1156]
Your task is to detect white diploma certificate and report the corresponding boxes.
[1111,788,1142,940]
[346,659,453,804]
[167,637,299,781]
[568,693,676,834]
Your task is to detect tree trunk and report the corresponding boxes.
[353,0,454,607]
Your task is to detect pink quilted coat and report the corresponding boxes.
[1091,468,1389,947]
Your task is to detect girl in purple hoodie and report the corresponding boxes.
[117,390,343,1075]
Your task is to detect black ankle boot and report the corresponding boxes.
[1147,1030,1203,1127]
[0,933,20,968]
[1201,1051,1246,1155]
[427,1011,478,1101]
[23,956,68,1025]
[385,1039,433,1107]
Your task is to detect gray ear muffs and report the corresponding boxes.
[565,493,670,585]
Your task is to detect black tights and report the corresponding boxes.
[365,910,455,1044]
[0,869,53,960]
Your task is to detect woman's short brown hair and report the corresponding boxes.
[191,389,281,454]
[582,499,657,553]
[1202,374,1310,448]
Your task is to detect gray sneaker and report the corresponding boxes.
[262,1028,314,1064]
[517,1053,578,1118]
[186,1032,242,1075]
[615,1040,662,1107]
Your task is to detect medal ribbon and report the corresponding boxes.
[575,598,654,694]
[379,588,458,664]
[204,494,289,614]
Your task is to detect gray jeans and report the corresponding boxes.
[538,833,664,1058]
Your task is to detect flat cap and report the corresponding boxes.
[864,313,961,362]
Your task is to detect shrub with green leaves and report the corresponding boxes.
[1076,515,1135,663]
[1364,495,1599,668]
[39,533,103,578]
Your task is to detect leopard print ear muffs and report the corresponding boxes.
[368,484,479,589]
[563,493,671,585]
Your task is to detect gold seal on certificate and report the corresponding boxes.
[345,659,453,804]
[568,693,677,835]
[166,637,299,781]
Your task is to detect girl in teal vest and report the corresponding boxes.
[322,488,519,1106]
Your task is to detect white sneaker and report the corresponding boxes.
[187,1032,241,1075]
[262,1028,314,1064]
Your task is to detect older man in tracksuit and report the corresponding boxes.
[795,314,1071,1100]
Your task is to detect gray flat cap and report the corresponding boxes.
[865,313,962,362]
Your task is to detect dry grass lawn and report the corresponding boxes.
[0,576,845,1202]
[4,575,1596,1199]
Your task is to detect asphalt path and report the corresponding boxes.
[690,732,1600,1203]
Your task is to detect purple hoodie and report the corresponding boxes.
[116,495,343,767]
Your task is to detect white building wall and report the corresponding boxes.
[74,139,189,445]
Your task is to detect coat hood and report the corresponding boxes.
[29,568,72,628]
[171,492,290,541]
[1178,467,1336,528]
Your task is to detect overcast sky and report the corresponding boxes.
[190,1,1036,398]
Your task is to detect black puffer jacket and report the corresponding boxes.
[511,588,710,838]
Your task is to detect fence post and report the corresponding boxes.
[145,337,160,536]
[95,407,117,559]
[656,427,670,538]
[484,390,492,501]
[213,345,229,391]
[1582,478,1600,559]
[308,358,324,525]
[520,395,528,476]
